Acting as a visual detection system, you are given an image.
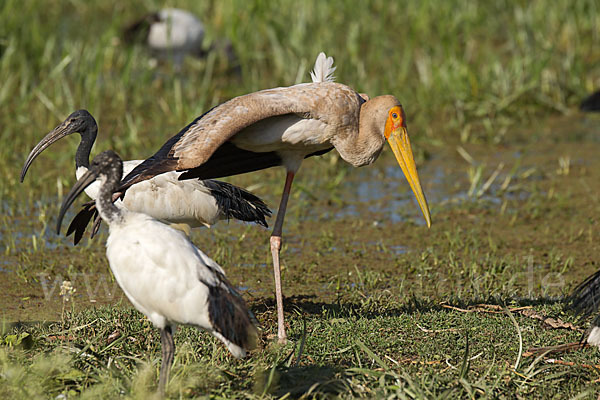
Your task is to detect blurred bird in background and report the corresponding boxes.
[123,8,237,70]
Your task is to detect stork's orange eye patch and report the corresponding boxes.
[389,106,405,128]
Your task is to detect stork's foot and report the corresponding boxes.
[276,312,288,345]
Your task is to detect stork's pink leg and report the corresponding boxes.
[270,171,295,343]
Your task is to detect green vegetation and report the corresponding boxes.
[1,0,600,398]
[0,302,594,398]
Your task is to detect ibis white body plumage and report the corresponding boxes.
[104,209,249,358]
[76,161,236,228]
[123,8,206,68]
[57,150,258,394]
[147,9,205,64]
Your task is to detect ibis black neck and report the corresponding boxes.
[75,124,97,170]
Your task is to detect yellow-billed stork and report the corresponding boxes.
[56,150,258,395]
[118,52,432,342]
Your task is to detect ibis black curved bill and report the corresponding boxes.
[21,124,73,183]
[56,169,99,234]
[21,109,96,183]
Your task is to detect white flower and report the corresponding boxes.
[59,280,76,302]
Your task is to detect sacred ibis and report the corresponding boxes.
[21,110,271,243]
[56,150,259,395]
[123,8,235,69]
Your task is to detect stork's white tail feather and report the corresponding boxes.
[310,52,336,83]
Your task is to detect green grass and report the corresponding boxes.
[0,297,598,398]
[0,300,596,398]
[2,0,600,398]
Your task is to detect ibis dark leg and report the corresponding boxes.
[158,326,175,395]
[270,171,295,343]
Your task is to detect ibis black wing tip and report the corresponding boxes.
[203,180,272,227]
[204,279,259,352]
[234,186,272,228]
[66,202,98,245]
[247,196,271,228]
[566,269,600,318]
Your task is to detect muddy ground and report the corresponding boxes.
[2,113,599,325]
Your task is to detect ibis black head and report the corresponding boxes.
[57,150,123,235]
[21,109,98,182]
[123,12,161,44]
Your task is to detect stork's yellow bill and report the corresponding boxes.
[384,106,431,228]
